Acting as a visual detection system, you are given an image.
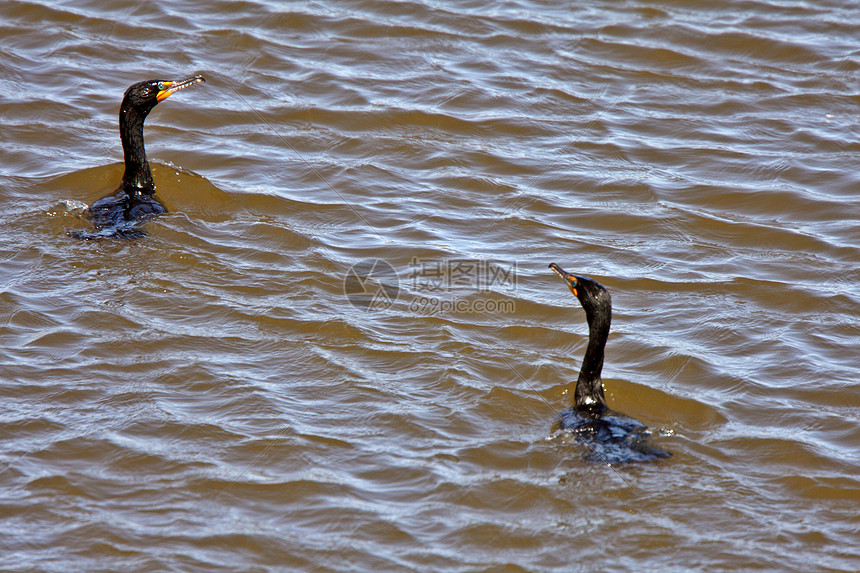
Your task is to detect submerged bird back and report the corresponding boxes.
[559,408,672,464]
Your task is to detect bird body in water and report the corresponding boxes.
[70,75,205,239]
[549,263,671,463]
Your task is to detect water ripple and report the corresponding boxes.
[1,0,858,570]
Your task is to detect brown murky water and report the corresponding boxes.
[1,0,859,571]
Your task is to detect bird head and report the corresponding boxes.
[548,262,611,318]
[121,75,206,117]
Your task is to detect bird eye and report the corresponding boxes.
[157,82,165,90]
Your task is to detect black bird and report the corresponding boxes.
[549,263,671,463]
[70,75,205,239]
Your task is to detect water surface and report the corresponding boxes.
[1,0,858,571]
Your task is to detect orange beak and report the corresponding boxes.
[156,75,206,102]
[549,262,579,298]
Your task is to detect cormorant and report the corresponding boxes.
[69,75,205,239]
[549,262,671,463]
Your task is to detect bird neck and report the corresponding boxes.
[574,306,610,412]
[119,106,155,196]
